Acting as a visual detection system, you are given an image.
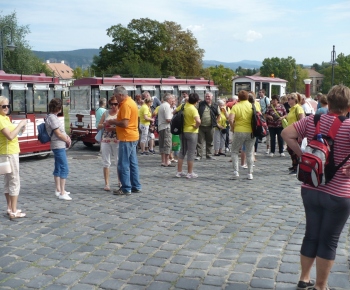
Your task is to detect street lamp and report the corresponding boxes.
[330,45,337,87]
[293,68,297,92]
[0,25,17,71]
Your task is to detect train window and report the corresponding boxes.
[70,87,90,110]
[235,82,251,94]
[48,89,54,102]
[34,90,47,112]
[12,90,26,112]
[271,85,281,96]
[92,88,100,110]
[26,89,34,113]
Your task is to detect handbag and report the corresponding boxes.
[271,104,288,128]
[95,129,104,142]
[0,140,12,175]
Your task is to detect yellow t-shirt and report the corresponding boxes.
[218,107,227,127]
[139,104,151,125]
[153,106,160,116]
[287,104,304,124]
[175,103,199,133]
[0,115,20,154]
[230,100,253,133]
[254,101,261,112]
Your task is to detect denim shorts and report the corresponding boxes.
[52,148,69,179]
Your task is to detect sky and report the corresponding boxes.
[1,0,350,66]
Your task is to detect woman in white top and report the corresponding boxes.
[97,96,120,191]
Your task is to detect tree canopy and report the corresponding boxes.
[200,65,235,95]
[92,18,204,78]
[260,56,308,93]
[0,12,51,75]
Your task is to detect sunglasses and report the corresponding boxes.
[288,97,295,101]
[110,103,118,106]
[1,105,10,109]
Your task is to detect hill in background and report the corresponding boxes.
[32,49,262,70]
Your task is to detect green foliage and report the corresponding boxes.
[235,66,258,76]
[73,67,91,79]
[92,18,204,78]
[201,65,235,94]
[0,11,52,75]
[260,56,307,93]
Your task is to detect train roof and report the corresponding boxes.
[73,76,215,86]
[233,76,288,83]
[0,70,60,83]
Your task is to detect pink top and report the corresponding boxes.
[294,114,350,198]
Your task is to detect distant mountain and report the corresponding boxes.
[32,49,100,69]
[203,60,262,70]
[32,49,262,71]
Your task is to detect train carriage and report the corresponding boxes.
[69,75,218,147]
[0,71,64,157]
[232,76,288,99]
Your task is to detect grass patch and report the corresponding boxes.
[63,106,70,133]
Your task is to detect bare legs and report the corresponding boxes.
[5,192,18,213]
[103,167,109,188]
[299,254,334,290]
[54,176,67,195]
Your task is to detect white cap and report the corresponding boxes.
[233,95,238,100]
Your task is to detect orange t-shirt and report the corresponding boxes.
[116,96,139,142]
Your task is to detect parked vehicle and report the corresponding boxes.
[0,71,65,157]
[69,75,218,147]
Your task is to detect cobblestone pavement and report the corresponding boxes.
[1,142,350,290]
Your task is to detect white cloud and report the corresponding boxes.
[186,25,205,32]
[245,30,263,42]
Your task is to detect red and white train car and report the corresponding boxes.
[0,71,64,157]
[69,75,218,147]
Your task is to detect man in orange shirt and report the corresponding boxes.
[106,86,141,195]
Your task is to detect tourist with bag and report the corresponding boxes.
[265,95,287,157]
[97,96,120,191]
[46,98,72,200]
[0,96,27,219]
[281,85,350,290]
[281,93,305,174]
[213,99,228,156]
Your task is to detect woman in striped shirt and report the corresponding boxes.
[282,85,350,290]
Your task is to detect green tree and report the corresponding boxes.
[92,18,204,78]
[206,65,235,95]
[72,67,90,79]
[235,66,258,76]
[0,12,51,75]
[260,56,307,93]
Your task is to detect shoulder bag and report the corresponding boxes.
[0,139,12,175]
[272,105,288,128]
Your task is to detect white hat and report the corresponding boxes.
[233,95,238,100]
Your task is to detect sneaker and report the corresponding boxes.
[269,153,274,157]
[289,169,297,175]
[176,172,187,178]
[296,280,315,290]
[58,194,72,201]
[186,172,198,179]
[265,150,270,154]
[288,166,294,171]
[195,157,201,161]
[131,189,142,193]
[113,188,128,195]
[206,156,216,160]
[140,152,148,155]
[149,149,156,155]
[55,191,70,197]
[280,153,285,157]
[247,174,253,180]
[225,147,230,152]
[241,164,248,169]
[231,171,239,179]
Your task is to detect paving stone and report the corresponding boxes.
[55,271,85,285]
[250,278,275,289]
[99,279,125,290]
[80,270,109,285]
[146,281,172,290]
[0,278,26,288]
[176,278,200,290]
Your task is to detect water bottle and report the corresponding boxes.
[317,133,324,144]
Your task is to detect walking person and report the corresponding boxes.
[0,96,27,218]
[138,97,154,155]
[214,99,228,156]
[46,98,72,200]
[282,85,350,290]
[97,96,120,191]
[265,95,287,157]
[106,86,141,195]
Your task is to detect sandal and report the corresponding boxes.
[9,211,26,219]
[7,209,21,215]
[104,185,110,191]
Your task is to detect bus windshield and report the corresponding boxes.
[70,86,91,114]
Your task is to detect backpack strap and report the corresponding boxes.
[314,114,343,139]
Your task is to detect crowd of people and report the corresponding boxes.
[2,84,350,290]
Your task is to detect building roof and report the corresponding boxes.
[45,61,74,80]
[306,68,324,78]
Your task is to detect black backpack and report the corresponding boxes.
[170,104,185,135]
[251,103,268,138]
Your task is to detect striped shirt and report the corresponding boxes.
[294,114,350,198]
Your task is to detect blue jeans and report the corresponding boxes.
[52,148,69,179]
[118,141,141,193]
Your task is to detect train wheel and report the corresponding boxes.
[83,142,94,147]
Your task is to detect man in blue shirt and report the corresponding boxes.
[95,98,106,129]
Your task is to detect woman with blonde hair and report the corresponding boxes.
[0,96,27,218]
[281,92,304,174]
[97,96,120,191]
[138,97,154,155]
[214,99,228,156]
